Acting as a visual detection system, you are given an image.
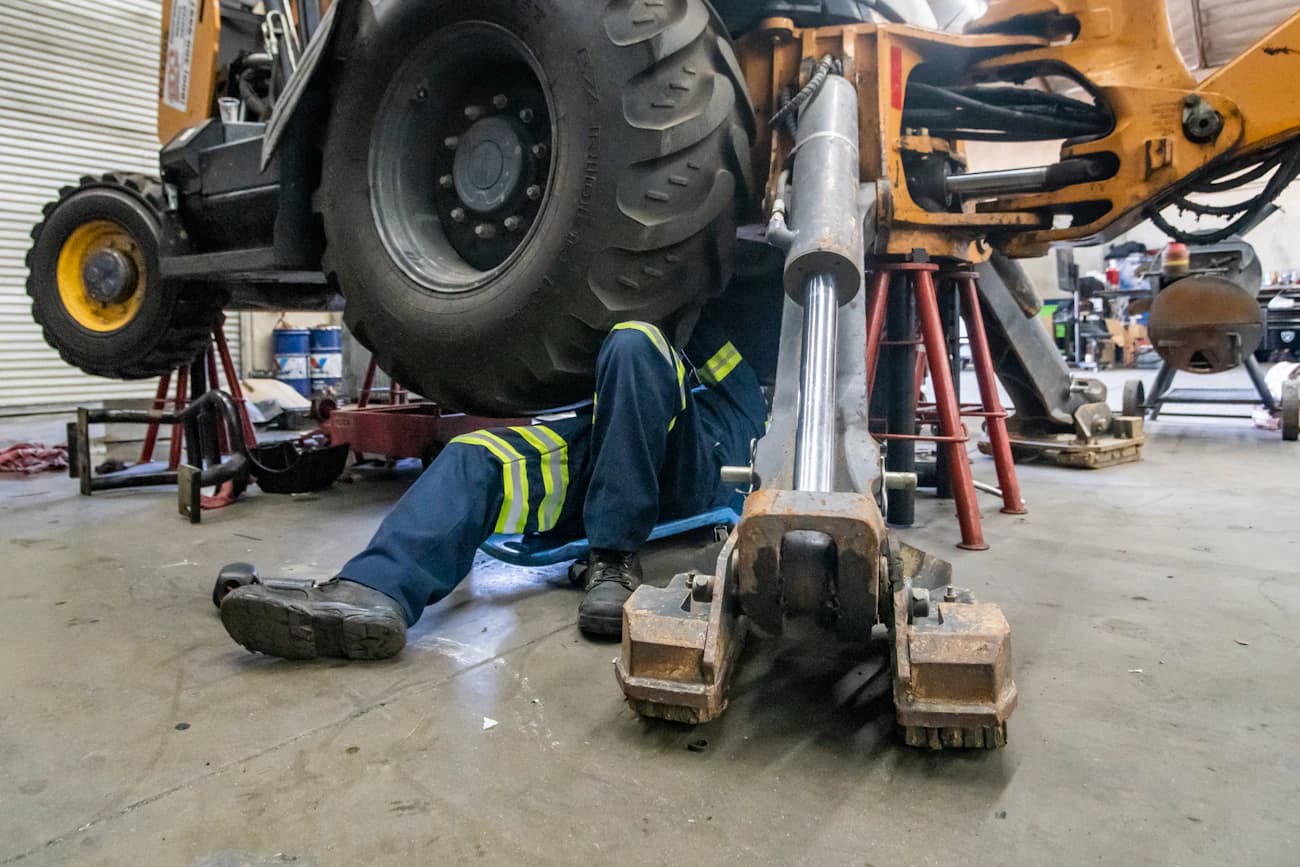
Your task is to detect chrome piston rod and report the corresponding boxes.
[781,74,864,493]
[794,273,840,492]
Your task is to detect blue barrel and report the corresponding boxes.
[309,325,344,395]
[273,328,311,396]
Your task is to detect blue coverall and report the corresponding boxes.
[339,317,768,625]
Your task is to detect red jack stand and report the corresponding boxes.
[140,321,255,472]
[865,262,1025,550]
[943,269,1026,517]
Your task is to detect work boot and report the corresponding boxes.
[219,573,407,661]
[578,549,641,638]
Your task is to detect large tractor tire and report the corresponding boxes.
[26,173,224,380]
[319,0,754,415]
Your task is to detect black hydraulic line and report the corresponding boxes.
[1149,142,1300,245]
[922,85,1109,126]
[906,82,1102,117]
[770,55,838,130]
[904,83,1110,140]
[904,113,1103,140]
[1188,151,1284,193]
[1169,195,1256,217]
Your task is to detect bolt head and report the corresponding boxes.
[450,207,467,223]
[443,136,459,151]
[464,105,485,121]
[439,174,454,189]
[503,215,523,232]
[518,108,535,124]
[492,94,509,110]
[531,143,548,159]
[526,185,542,201]
[474,223,497,239]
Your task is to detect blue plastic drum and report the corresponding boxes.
[273,328,311,396]
[309,326,344,395]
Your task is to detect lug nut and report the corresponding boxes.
[526,184,542,201]
[439,174,454,189]
[531,143,548,159]
[518,107,535,124]
[474,223,497,239]
[450,207,467,223]
[443,136,459,151]
[464,105,485,121]
[503,215,523,232]
[492,93,510,110]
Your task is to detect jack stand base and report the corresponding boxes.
[982,415,1145,470]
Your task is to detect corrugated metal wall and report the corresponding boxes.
[1167,0,1300,70]
[1199,0,1299,67]
[0,0,238,413]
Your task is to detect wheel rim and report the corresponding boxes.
[369,22,556,294]
[56,219,146,332]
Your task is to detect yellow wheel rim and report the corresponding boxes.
[56,219,147,332]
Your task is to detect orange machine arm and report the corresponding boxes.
[737,1,1300,261]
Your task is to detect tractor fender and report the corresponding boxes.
[259,0,350,170]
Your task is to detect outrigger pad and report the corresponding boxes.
[891,580,1018,750]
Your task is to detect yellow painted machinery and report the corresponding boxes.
[25,0,1300,747]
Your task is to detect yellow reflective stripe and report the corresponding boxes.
[514,425,568,532]
[701,341,743,386]
[675,354,687,410]
[535,425,570,517]
[612,321,673,366]
[611,320,686,421]
[454,431,530,533]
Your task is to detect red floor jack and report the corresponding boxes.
[865,261,1025,550]
[319,357,529,466]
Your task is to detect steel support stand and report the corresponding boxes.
[955,271,1026,515]
[882,271,917,526]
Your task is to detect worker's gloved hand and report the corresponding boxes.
[219,572,407,660]
[578,550,642,639]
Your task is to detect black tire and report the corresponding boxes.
[1282,381,1299,442]
[26,173,225,380]
[1122,379,1145,418]
[319,0,754,415]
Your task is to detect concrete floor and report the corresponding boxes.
[1,368,1298,866]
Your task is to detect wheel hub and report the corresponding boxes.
[369,22,555,290]
[55,218,146,332]
[453,116,527,214]
[82,248,138,304]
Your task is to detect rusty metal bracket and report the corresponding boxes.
[887,539,1018,749]
[736,488,885,641]
[616,533,747,724]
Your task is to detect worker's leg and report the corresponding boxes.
[220,426,585,659]
[336,441,507,624]
[341,418,588,622]
[581,322,690,553]
[578,322,702,634]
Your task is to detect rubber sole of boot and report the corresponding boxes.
[220,588,405,660]
[577,607,623,639]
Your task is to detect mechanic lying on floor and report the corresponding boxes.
[218,309,767,658]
